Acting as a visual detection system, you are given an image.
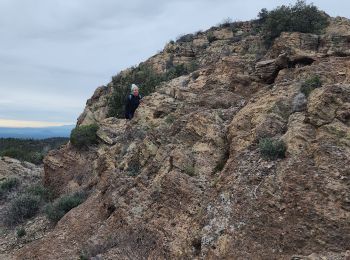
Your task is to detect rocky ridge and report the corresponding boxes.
[8,17,350,259]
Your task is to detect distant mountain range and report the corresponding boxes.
[0,125,75,139]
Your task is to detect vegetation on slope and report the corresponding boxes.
[300,75,322,97]
[45,191,88,223]
[3,180,86,226]
[0,137,68,164]
[70,124,99,150]
[257,0,329,45]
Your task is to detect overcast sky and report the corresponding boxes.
[0,0,348,127]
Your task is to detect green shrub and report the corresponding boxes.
[25,184,53,202]
[176,33,194,43]
[258,0,329,46]
[5,194,41,225]
[70,124,99,149]
[184,165,195,176]
[187,61,199,73]
[79,253,89,260]
[16,227,26,237]
[300,75,322,97]
[165,64,186,80]
[0,177,19,197]
[259,138,287,160]
[0,137,68,165]
[45,191,88,223]
[165,114,176,124]
[207,32,218,43]
[107,85,130,118]
[126,160,141,177]
[165,62,198,81]
[28,152,44,165]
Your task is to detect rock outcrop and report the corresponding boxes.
[10,17,350,259]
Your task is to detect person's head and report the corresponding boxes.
[131,84,139,96]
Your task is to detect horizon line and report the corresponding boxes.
[0,119,75,128]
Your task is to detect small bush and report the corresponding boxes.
[16,227,26,237]
[45,191,87,223]
[186,61,199,74]
[207,32,218,43]
[70,124,99,149]
[28,152,44,165]
[259,138,286,160]
[79,253,89,260]
[165,114,176,124]
[184,165,195,176]
[300,75,322,97]
[176,33,194,43]
[0,177,19,197]
[5,194,41,225]
[25,184,53,202]
[126,160,141,177]
[165,64,187,80]
[165,62,198,81]
[107,84,130,118]
[258,0,329,46]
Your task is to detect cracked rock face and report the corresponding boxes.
[11,18,350,259]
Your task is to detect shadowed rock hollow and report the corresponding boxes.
[8,16,350,260]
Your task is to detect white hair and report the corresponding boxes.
[131,84,138,91]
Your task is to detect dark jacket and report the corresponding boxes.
[124,94,142,119]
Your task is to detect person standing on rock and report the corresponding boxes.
[125,83,143,119]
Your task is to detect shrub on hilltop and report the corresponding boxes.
[258,0,329,45]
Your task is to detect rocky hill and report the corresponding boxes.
[4,12,350,260]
